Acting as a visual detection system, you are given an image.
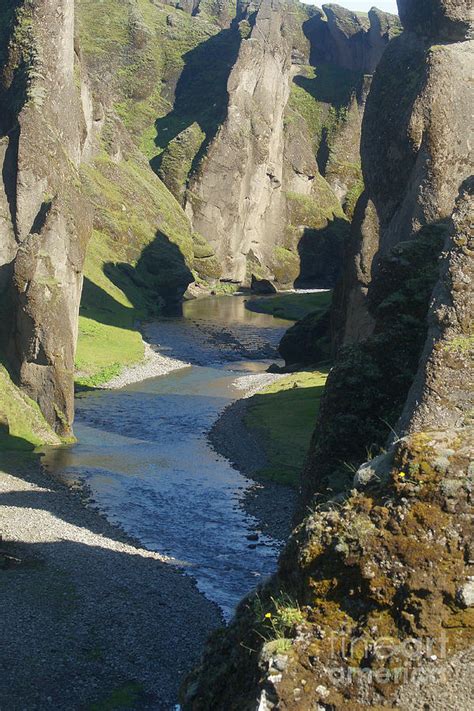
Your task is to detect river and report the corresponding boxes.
[42,295,291,620]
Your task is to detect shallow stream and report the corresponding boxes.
[42,295,291,619]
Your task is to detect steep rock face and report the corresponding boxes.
[398,0,473,40]
[186,0,295,283]
[336,6,473,348]
[399,177,474,435]
[71,0,237,387]
[0,0,92,437]
[181,2,474,708]
[306,4,401,73]
[185,0,398,288]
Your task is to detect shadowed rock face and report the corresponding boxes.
[336,0,473,349]
[397,0,473,40]
[306,3,401,73]
[0,0,92,437]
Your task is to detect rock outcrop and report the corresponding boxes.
[306,3,401,73]
[336,3,473,349]
[186,0,398,288]
[185,0,296,284]
[181,2,474,708]
[0,0,92,437]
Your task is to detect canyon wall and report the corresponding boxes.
[0,0,92,438]
[185,0,400,287]
[1,0,399,437]
[181,1,474,708]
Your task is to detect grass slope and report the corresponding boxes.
[74,0,235,386]
[246,291,332,321]
[245,370,328,486]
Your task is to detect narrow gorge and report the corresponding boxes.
[0,1,472,710]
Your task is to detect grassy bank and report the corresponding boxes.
[0,367,60,450]
[245,369,328,486]
[246,291,332,322]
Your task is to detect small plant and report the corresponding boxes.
[252,592,305,645]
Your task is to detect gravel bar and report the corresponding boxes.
[0,453,222,710]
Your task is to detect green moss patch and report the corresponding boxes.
[245,370,328,486]
[89,681,146,711]
[0,366,60,449]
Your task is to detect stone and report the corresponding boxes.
[251,275,277,295]
[186,0,394,287]
[0,0,92,437]
[457,579,474,608]
[353,452,393,489]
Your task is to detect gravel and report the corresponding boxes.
[396,647,474,710]
[0,452,222,710]
[102,342,190,389]
[210,372,298,543]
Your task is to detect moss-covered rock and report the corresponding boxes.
[0,365,60,449]
[159,122,205,205]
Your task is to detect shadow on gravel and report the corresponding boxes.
[0,452,222,709]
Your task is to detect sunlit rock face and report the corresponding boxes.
[186,0,398,288]
[0,0,92,436]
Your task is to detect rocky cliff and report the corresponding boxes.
[0,0,92,438]
[335,0,473,350]
[181,1,474,708]
[185,0,399,287]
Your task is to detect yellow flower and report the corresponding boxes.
[399,472,406,478]
[265,612,272,619]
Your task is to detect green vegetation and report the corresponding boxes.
[245,370,329,486]
[75,141,196,387]
[74,1,236,386]
[271,246,300,286]
[343,176,364,219]
[443,335,474,353]
[251,591,305,650]
[288,63,363,151]
[246,291,332,321]
[286,181,344,231]
[77,0,241,167]
[0,366,60,450]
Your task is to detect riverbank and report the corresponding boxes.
[244,290,332,321]
[0,452,222,710]
[101,341,190,389]
[211,369,329,541]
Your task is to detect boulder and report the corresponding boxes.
[250,275,277,295]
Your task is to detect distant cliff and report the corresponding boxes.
[181,1,474,708]
[186,0,400,287]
